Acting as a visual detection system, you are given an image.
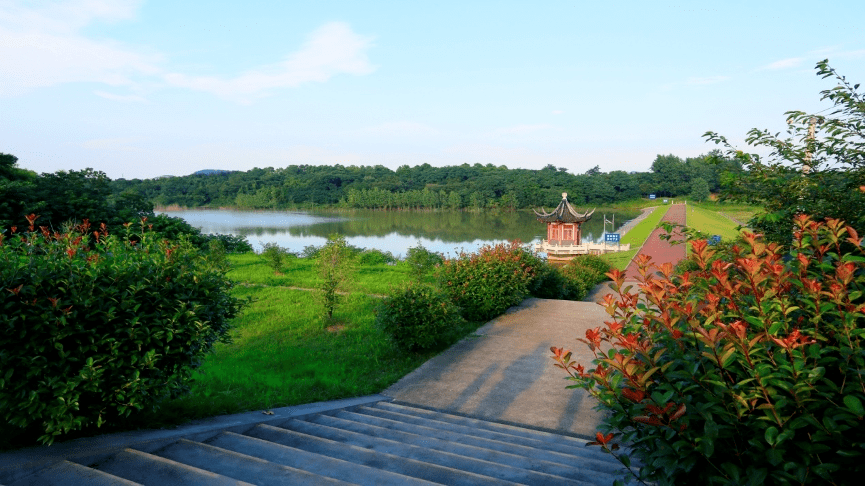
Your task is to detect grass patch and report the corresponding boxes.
[621,205,669,246]
[600,248,639,271]
[686,205,743,241]
[691,201,760,228]
[226,253,422,294]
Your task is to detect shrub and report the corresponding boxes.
[438,241,536,322]
[557,255,612,299]
[260,241,289,274]
[358,248,396,266]
[376,283,467,351]
[203,233,252,253]
[405,243,443,280]
[570,254,612,277]
[0,215,246,445]
[551,216,864,485]
[301,244,321,259]
[316,234,356,322]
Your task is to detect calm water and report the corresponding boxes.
[161,208,638,257]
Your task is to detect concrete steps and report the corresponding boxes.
[7,401,631,485]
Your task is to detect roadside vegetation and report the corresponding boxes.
[552,60,864,485]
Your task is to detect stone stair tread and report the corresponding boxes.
[11,460,141,486]
[207,431,439,486]
[282,418,577,485]
[155,438,350,486]
[356,403,623,466]
[317,410,621,484]
[91,448,251,486]
[248,423,515,486]
[375,402,600,447]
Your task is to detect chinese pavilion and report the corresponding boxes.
[534,192,595,246]
[533,193,629,261]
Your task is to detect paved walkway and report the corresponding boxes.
[383,298,608,439]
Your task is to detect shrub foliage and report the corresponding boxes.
[376,283,467,351]
[438,241,538,322]
[0,215,245,445]
[552,216,864,485]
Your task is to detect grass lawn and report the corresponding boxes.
[226,253,424,294]
[686,204,743,241]
[601,249,639,271]
[692,201,760,228]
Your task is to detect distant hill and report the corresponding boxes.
[192,169,234,176]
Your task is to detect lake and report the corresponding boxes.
[160,208,639,257]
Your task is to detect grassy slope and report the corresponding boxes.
[686,204,743,241]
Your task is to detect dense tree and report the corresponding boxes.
[689,177,710,201]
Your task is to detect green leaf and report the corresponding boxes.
[766,448,784,466]
[843,395,864,416]
[765,426,779,446]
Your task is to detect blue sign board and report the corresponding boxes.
[649,194,656,199]
[604,233,620,243]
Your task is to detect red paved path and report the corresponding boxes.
[624,204,687,281]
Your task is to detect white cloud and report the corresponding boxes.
[552,110,564,115]
[162,22,376,101]
[761,57,804,70]
[0,2,375,102]
[685,76,730,85]
[0,0,159,96]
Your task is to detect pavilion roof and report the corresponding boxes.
[533,193,595,223]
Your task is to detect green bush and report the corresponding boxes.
[203,233,252,253]
[376,283,467,351]
[358,248,396,266]
[260,241,290,274]
[405,243,443,280]
[0,215,246,445]
[552,216,865,485]
[570,254,611,277]
[438,241,536,322]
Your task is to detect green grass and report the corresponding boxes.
[600,249,639,271]
[686,205,743,241]
[621,205,669,246]
[226,253,422,294]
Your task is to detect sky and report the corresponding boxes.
[1,0,863,180]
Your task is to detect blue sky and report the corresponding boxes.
[2,0,863,180]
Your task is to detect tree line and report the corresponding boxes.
[106,152,741,211]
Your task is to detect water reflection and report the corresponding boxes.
[161,209,638,257]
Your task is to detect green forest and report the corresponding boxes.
[106,152,742,210]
